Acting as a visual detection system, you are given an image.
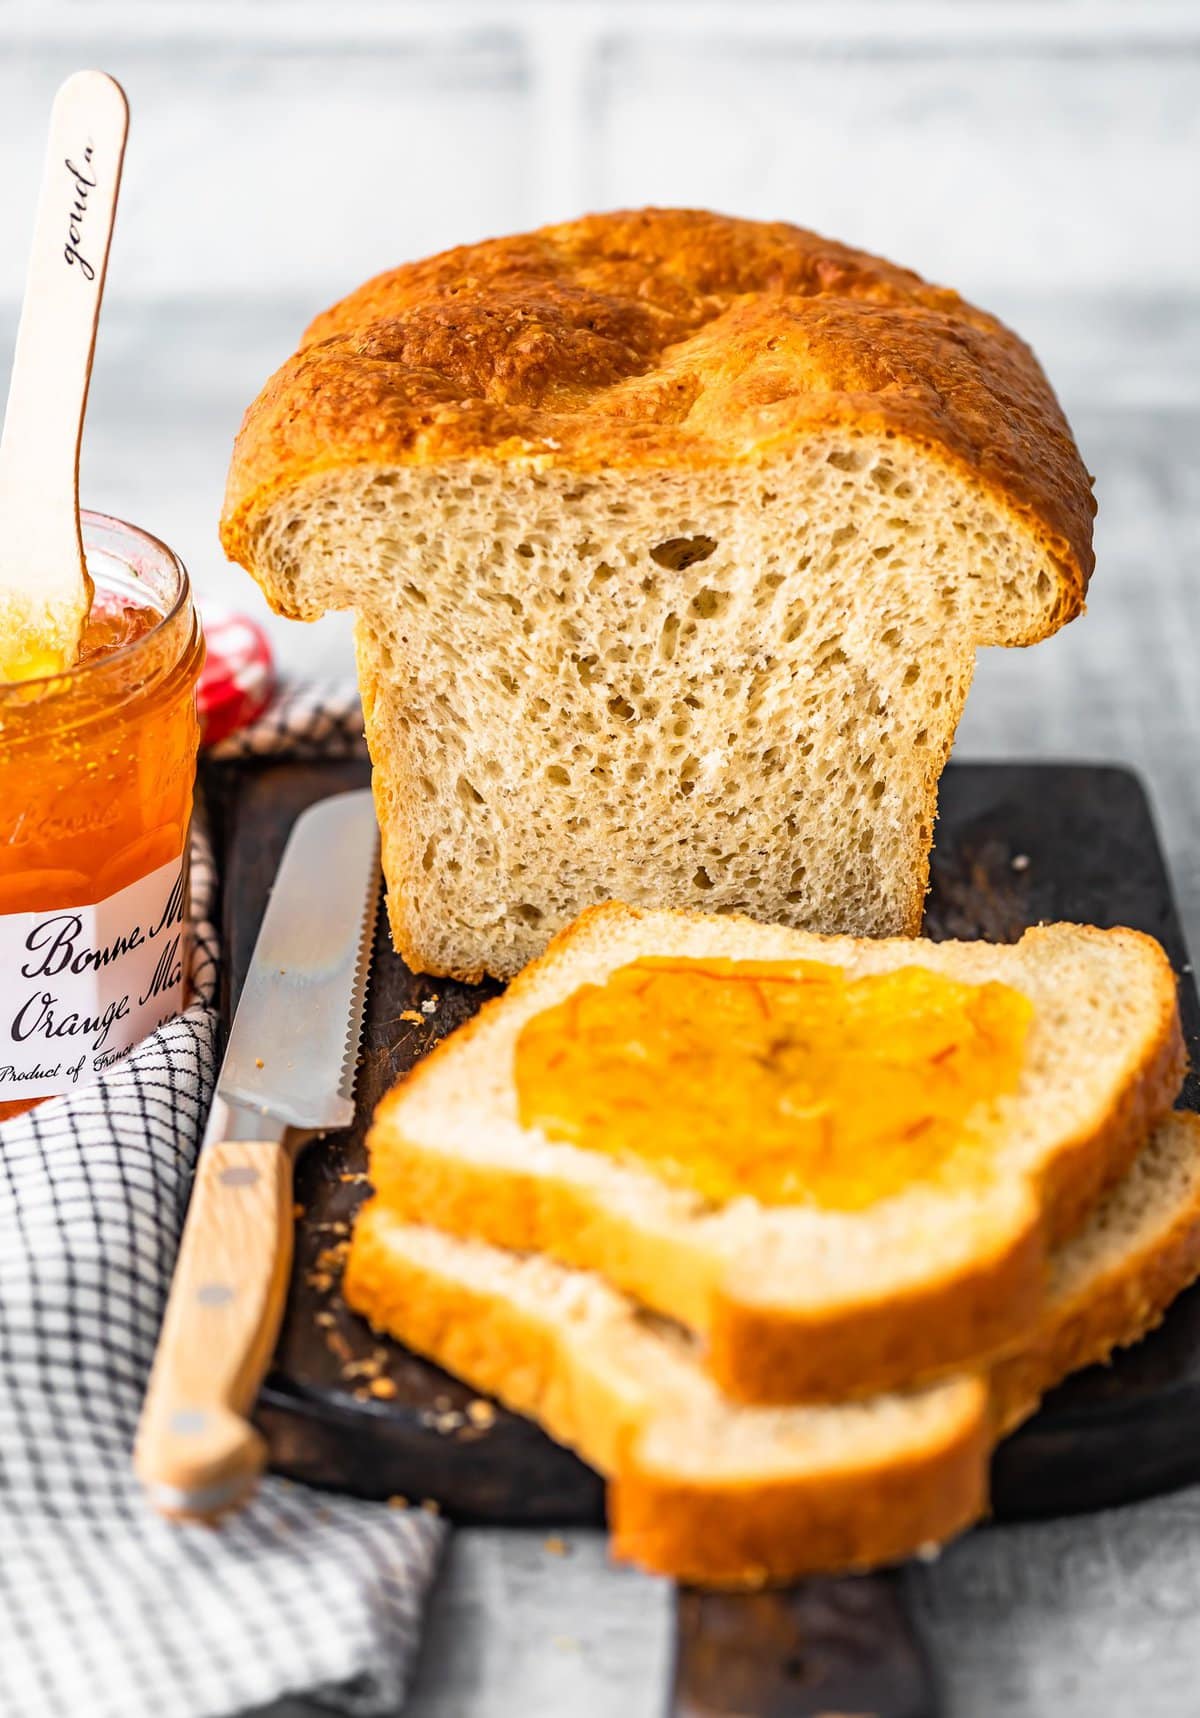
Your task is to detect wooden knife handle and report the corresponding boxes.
[134,1136,295,1519]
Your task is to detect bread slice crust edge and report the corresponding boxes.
[344,1113,1200,1586]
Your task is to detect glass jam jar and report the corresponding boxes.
[0,511,204,1119]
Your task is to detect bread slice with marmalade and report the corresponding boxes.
[346,1112,1200,1587]
[362,903,1184,1402]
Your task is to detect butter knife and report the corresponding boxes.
[134,789,380,1519]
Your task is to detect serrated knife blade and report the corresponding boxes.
[135,788,381,1520]
[216,789,381,1133]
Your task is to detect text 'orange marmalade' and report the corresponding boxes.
[0,513,204,1118]
[514,955,1033,1209]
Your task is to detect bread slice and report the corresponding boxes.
[364,903,1184,1403]
[220,209,1095,981]
[346,1111,1200,1587]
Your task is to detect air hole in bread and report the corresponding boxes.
[457,775,485,806]
[608,694,636,722]
[650,535,717,571]
[826,448,865,473]
[488,590,523,616]
[690,587,731,621]
[693,865,714,889]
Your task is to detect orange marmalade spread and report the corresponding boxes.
[514,957,1033,1209]
[0,514,203,1119]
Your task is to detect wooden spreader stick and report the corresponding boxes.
[0,71,128,681]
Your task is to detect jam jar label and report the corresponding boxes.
[0,856,186,1100]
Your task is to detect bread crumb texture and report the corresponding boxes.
[221,209,1095,980]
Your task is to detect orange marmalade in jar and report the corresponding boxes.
[0,511,204,1118]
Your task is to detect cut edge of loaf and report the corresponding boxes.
[344,1111,1200,1586]
[236,426,1078,982]
[366,904,1185,1402]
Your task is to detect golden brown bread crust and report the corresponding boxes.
[220,207,1094,617]
[343,1113,1200,1584]
[1035,952,1187,1247]
[344,1198,992,1586]
[610,1427,986,1587]
[707,1223,1044,1408]
[991,1143,1200,1438]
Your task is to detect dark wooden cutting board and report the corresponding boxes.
[204,757,1200,1717]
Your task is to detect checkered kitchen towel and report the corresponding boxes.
[0,685,445,1718]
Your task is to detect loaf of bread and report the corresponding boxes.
[361,903,1183,1402]
[221,209,1095,981]
[345,1111,1200,1586]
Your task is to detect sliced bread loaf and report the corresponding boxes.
[346,1111,1200,1587]
[364,903,1184,1402]
[220,209,1094,981]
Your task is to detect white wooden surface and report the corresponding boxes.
[2,4,1199,1714]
